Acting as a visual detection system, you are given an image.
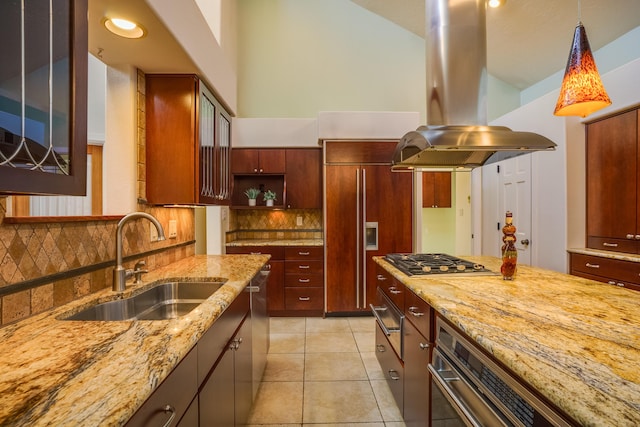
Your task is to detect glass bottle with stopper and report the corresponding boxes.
[501,211,517,280]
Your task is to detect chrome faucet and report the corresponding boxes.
[113,212,166,292]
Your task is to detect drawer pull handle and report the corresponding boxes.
[419,342,430,350]
[627,234,635,240]
[408,306,424,317]
[298,296,311,301]
[377,274,387,281]
[298,265,310,269]
[608,281,616,285]
[377,344,386,353]
[161,405,176,427]
[388,369,400,381]
[388,286,401,294]
[585,263,600,269]
[298,278,310,283]
[602,242,618,247]
[250,252,262,255]
[636,235,640,240]
[298,251,310,256]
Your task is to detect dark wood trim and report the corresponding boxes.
[3,215,123,224]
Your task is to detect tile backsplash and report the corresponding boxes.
[0,70,196,326]
[226,209,323,241]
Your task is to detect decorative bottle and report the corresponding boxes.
[500,211,517,280]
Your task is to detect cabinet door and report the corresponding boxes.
[325,164,360,312]
[235,315,253,426]
[586,110,637,246]
[259,149,286,173]
[422,172,451,208]
[403,321,431,427]
[285,148,322,208]
[0,0,87,196]
[199,343,235,427]
[232,149,285,174]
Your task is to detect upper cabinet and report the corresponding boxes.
[422,172,451,208]
[285,148,322,209]
[586,108,639,253]
[231,149,285,174]
[230,147,322,209]
[145,74,231,205]
[0,0,88,196]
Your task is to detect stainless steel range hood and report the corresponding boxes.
[392,0,556,170]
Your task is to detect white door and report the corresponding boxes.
[498,156,532,265]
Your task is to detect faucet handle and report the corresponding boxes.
[132,260,148,284]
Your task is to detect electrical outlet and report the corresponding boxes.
[150,223,158,242]
[169,220,177,239]
[296,215,303,226]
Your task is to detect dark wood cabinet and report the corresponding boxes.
[285,148,322,209]
[231,148,285,174]
[325,141,413,314]
[569,252,640,292]
[422,172,451,208]
[146,74,231,205]
[586,109,639,253]
[0,0,87,196]
[403,288,433,427]
[284,246,324,315]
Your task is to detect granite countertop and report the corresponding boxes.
[568,247,640,263]
[0,254,269,426]
[374,256,640,427]
[226,238,324,247]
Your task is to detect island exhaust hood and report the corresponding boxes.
[392,0,556,170]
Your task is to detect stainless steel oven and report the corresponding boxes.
[430,317,574,427]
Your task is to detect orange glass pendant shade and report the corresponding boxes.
[554,23,611,118]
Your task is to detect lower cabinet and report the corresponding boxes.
[403,288,433,427]
[570,252,640,292]
[374,324,404,410]
[200,312,253,427]
[126,279,263,427]
[125,347,198,427]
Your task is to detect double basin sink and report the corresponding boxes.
[62,281,224,321]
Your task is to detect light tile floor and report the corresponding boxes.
[247,317,406,427]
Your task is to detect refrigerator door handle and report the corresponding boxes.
[356,168,361,308]
[362,168,367,308]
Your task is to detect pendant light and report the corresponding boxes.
[553,0,611,118]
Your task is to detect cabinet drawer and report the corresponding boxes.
[285,246,323,260]
[226,245,285,260]
[587,236,638,254]
[404,288,432,340]
[375,323,404,410]
[126,347,197,427]
[571,253,640,285]
[375,266,405,309]
[284,260,323,275]
[284,273,323,287]
[284,287,324,310]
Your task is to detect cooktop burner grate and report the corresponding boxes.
[384,253,493,276]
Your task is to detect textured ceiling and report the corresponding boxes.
[351,0,640,89]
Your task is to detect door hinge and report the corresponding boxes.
[497,165,500,173]
[497,222,501,230]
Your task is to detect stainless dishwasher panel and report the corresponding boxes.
[370,287,404,359]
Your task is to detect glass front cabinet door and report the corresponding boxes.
[0,0,88,196]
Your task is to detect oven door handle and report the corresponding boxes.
[369,304,399,336]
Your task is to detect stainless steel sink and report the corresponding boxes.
[62,281,224,321]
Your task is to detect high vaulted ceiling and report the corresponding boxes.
[351,0,640,89]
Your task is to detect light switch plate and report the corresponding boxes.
[169,220,177,239]
[296,216,303,226]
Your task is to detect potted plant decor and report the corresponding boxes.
[263,190,277,207]
[244,188,260,206]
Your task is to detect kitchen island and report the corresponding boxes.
[374,255,640,427]
[0,254,268,426]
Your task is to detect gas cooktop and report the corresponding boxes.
[384,253,494,276]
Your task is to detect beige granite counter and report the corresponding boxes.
[375,256,640,427]
[0,254,269,426]
[568,247,640,263]
[226,238,324,247]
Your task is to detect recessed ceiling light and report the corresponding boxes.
[488,0,506,8]
[103,17,146,39]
